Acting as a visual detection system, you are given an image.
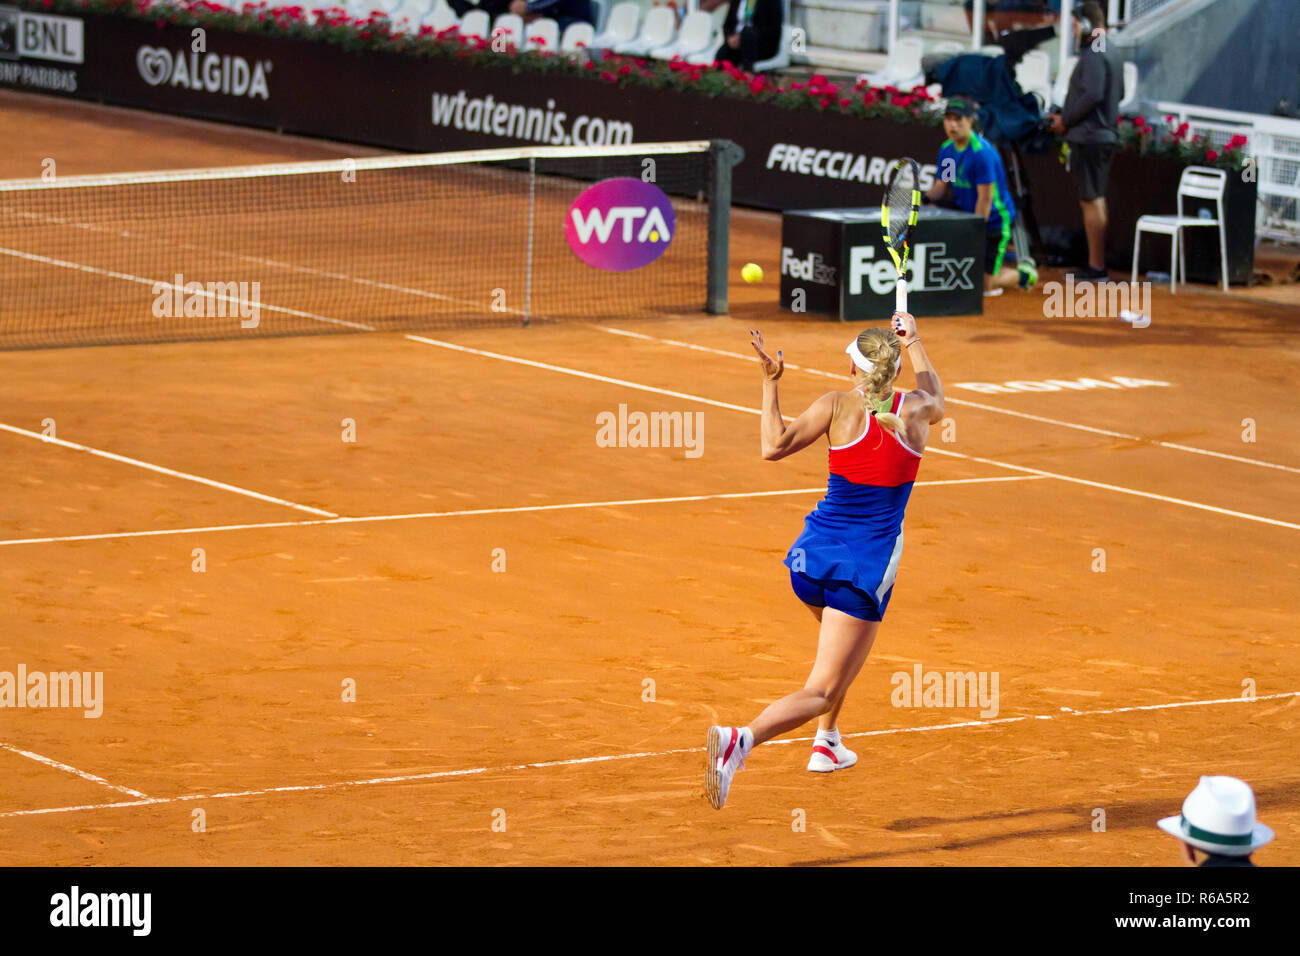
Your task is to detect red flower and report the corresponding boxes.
[1227,134,1248,149]
[839,97,851,108]
[600,71,617,82]
[1206,149,1219,162]
[1133,115,1147,128]
[618,64,631,75]
[819,96,831,108]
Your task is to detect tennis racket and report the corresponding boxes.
[881,157,921,315]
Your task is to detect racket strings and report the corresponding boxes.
[885,170,916,248]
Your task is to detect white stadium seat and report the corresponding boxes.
[560,21,596,54]
[1051,54,1077,108]
[592,2,640,50]
[1120,60,1139,111]
[612,5,675,56]
[649,11,718,62]
[458,9,490,40]
[1015,49,1052,110]
[859,36,924,90]
[492,13,524,49]
[422,0,458,32]
[526,17,560,53]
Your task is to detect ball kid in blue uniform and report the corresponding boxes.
[706,312,947,809]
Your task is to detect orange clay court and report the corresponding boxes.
[0,90,1297,867]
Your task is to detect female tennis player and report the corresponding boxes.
[705,310,945,810]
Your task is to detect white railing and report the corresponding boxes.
[1155,101,1300,243]
[1124,0,1185,21]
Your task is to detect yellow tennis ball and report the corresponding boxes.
[742,262,763,284]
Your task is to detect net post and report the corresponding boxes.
[524,155,536,328]
[706,139,745,315]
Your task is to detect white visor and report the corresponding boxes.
[846,339,901,374]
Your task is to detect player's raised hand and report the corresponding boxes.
[891,311,919,345]
[749,329,784,381]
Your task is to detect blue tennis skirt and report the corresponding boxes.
[789,569,889,622]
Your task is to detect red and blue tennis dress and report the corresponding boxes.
[783,391,922,621]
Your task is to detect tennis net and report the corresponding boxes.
[0,140,742,350]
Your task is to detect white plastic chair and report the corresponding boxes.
[752,0,792,72]
[526,17,560,52]
[458,8,490,40]
[1051,54,1077,108]
[616,7,667,55]
[930,40,965,56]
[561,20,595,53]
[979,44,1005,56]
[613,5,674,55]
[492,12,524,49]
[1015,49,1052,110]
[649,10,717,61]
[389,0,430,33]
[1131,166,1229,292]
[859,36,924,89]
[422,0,457,32]
[593,1,639,49]
[1119,60,1139,111]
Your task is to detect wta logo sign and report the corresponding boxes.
[565,178,674,271]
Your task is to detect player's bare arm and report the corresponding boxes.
[750,330,834,461]
[892,311,944,454]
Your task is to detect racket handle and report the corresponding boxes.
[895,278,908,316]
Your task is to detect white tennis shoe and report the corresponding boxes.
[705,725,749,810]
[807,738,857,773]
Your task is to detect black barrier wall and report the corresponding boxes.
[0,8,1257,283]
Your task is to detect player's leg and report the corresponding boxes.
[748,607,879,746]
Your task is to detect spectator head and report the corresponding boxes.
[942,96,978,144]
[1157,776,1273,866]
[1074,2,1107,32]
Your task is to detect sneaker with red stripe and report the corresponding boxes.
[807,739,857,773]
[705,725,748,809]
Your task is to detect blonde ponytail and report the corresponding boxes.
[851,329,905,433]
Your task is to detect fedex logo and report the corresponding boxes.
[780,247,837,286]
[848,242,976,296]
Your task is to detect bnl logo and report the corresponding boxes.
[848,242,976,296]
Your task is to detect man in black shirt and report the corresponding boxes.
[1048,1,1120,280]
[701,0,784,72]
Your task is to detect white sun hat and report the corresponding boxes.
[1157,776,1274,857]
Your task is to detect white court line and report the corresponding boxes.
[0,742,149,799]
[2,690,1293,820]
[0,478,1046,548]
[0,422,338,518]
[598,326,1300,474]
[406,335,1300,532]
[8,214,526,320]
[0,246,374,331]
[932,450,1300,532]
